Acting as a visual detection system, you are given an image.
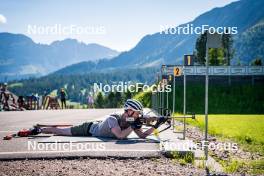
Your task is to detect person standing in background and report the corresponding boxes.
[87,94,94,108]
[0,83,17,111]
[59,88,67,109]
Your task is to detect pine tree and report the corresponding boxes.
[251,58,262,66]
[195,32,207,65]
[95,92,104,108]
[106,92,115,108]
[115,91,122,107]
[195,31,234,66]
[222,30,234,66]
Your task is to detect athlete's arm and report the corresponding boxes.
[111,126,133,139]
[133,127,155,139]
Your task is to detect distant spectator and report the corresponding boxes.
[87,94,94,108]
[0,83,17,111]
[17,96,26,111]
[60,88,67,109]
[32,94,39,110]
[25,94,38,110]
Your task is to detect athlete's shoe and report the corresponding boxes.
[30,126,42,135]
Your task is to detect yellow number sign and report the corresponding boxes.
[187,55,191,65]
[174,67,182,76]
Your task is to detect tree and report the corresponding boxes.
[195,30,234,66]
[209,48,224,66]
[251,58,262,66]
[222,30,234,65]
[195,32,207,65]
[236,58,242,66]
[95,92,104,108]
[115,92,123,107]
[106,92,115,108]
[209,48,219,65]
[124,90,132,100]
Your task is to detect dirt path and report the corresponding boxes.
[0,158,206,176]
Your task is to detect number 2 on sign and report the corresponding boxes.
[174,67,182,76]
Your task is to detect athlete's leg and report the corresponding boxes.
[41,127,72,136]
[63,100,66,109]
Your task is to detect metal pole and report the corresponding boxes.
[156,73,159,112]
[159,90,162,115]
[183,66,186,140]
[156,92,159,112]
[158,90,160,114]
[158,91,159,113]
[161,88,164,115]
[173,75,176,113]
[205,40,209,161]
[155,92,157,111]
[153,92,155,110]
[172,75,176,132]
[152,93,154,109]
[155,92,157,110]
[166,91,169,110]
[156,86,158,112]
[156,92,158,111]
[158,73,161,114]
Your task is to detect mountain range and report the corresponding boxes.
[0,34,119,81]
[1,0,264,80]
[53,0,264,75]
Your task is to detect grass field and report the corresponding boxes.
[184,114,264,154]
[183,114,264,174]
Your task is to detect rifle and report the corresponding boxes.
[127,108,195,133]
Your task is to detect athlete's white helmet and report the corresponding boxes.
[124,99,143,113]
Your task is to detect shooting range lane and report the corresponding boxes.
[0,109,167,160]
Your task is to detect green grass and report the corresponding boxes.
[184,114,264,154]
[65,101,87,109]
[218,159,246,173]
[170,151,194,165]
[181,114,264,174]
[8,82,23,88]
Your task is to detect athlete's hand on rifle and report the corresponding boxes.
[130,117,143,129]
[153,116,168,129]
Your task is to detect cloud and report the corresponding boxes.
[0,14,7,24]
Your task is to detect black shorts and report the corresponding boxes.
[70,122,93,136]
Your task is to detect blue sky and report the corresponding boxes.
[0,0,236,51]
